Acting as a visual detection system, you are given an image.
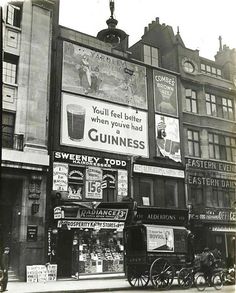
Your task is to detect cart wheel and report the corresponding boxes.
[150,258,174,290]
[178,268,193,289]
[212,272,223,290]
[194,273,207,291]
[127,267,149,288]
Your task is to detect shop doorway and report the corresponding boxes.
[57,230,73,277]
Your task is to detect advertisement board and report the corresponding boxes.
[147,226,174,252]
[155,114,181,162]
[62,42,147,109]
[61,93,148,157]
[154,70,178,116]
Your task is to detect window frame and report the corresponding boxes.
[206,93,234,120]
[187,129,200,157]
[3,53,18,84]
[143,44,159,67]
[2,111,16,149]
[185,88,198,113]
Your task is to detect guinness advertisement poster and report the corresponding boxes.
[62,42,147,109]
[61,92,149,157]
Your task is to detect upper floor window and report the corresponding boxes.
[2,111,15,149]
[183,61,195,73]
[201,63,222,78]
[185,89,197,113]
[206,93,234,120]
[187,130,200,157]
[143,44,159,67]
[209,133,236,162]
[6,4,21,28]
[211,188,234,208]
[3,53,18,84]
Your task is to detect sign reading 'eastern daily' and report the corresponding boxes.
[61,93,148,157]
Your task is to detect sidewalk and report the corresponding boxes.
[7,277,132,293]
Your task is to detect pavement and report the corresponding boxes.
[6,276,132,293]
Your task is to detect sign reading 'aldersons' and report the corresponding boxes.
[61,93,148,157]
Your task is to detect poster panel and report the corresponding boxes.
[154,70,178,116]
[61,93,149,157]
[53,162,68,191]
[147,226,174,252]
[85,166,103,199]
[155,114,181,162]
[62,42,147,109]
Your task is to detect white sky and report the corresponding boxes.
[59,0,236,61]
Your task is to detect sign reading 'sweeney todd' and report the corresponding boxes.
[62,42,147,109]
[61,93,148,157]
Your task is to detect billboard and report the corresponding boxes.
[155,114,181,162]
[62,42,147,109]
[61,92,149,157]
[154,70,178,116]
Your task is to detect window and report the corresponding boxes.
[201,63,222,78]
[2,111,15,148]
[187,130,200,157]
[211,188,233,208]
[6,4,21,27]
[206,93,234,120]
[3,53,18,84]
[209,133,236,162]
[190,186,203,206]
[185,89,197,113]
[139,179,154,206]
[164,180,178,208]
[143,44,159,67]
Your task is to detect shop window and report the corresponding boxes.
[3,53,18,84]
[2,111,15,148]
[201,63,222,78]
[143,44,159,67]
[164,180,178,208]
[209,132,236,162]
[206,93,234,120]
[72,229,124,275]
[187,129,200,157]
[185,88,198,113]
[6,3,22,28]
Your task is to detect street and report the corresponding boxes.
[92,285,236,293]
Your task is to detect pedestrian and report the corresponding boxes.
[0,247,10,292]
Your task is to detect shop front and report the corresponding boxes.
[50,150,133,277]
[51,204,131,278]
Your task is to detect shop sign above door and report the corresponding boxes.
[54,151,127,169]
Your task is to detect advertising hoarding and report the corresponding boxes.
[154,70,178,116]
[62,42,147,109]
[147,226,174,252]
[155,114,181,162]
[61,93,149,157]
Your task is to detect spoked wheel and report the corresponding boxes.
[178,267,193,289]
[150,258,175,290]
[212,272,223,290]
[127,267,150,288]
[195,273,207,291]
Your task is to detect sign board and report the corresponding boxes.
[57,220,124,230]
[61,93,149,157]
[26,265,57,283]
[133,164,184,178]
[53,162,68,191]
[76,208,128,221]
[27,225,38,242]
[85,166,103,199]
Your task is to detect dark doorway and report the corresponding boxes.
[57,230,73,277]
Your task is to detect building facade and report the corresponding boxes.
[1,0,54,280]
[1,0,235,281]
[129,17,236,265]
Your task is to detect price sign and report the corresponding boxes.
[85,167,102,199]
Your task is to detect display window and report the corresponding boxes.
[71,228,124,276]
